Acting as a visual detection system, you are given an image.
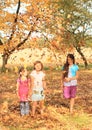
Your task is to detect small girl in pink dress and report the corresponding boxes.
[16,67,30,116]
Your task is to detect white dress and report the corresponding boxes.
[30,70,45,101]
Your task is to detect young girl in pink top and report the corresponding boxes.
[16,67,30,116]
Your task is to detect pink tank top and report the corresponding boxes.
[17,78,30,101]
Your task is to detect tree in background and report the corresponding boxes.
[0,0,50,72]
[0,0,92,71]
[49,0,92,67]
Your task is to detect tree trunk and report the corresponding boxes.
[1,53,9,72]
[75,46,88,68]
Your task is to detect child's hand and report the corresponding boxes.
[28,95,31,101]
[64,77,71,82]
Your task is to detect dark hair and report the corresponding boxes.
[18,66,28,79]
[18,66,25,74]
[34,61,43,70]
[63,54,75,78]
[18,67,30,84]
[67,54,75,64]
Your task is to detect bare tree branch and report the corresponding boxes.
[7,0,21,45]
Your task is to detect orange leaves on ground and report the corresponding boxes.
[0,101,9,113]
[0,70,92,129]
[0,126,9,130]
[2,75,8,80]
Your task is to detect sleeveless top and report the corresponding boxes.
[17,78,30,101]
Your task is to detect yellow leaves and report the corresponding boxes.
[17,22,24,29]
[20,14,29,24]
[0,46,4,53]
[5,13,15,22]
[24,64,27,69]
[47,57,52,62]
[20,57,25,62]
[0,22,7,30]
[67,14,71,18]
[14,66,18,73]
[25,0,49,17]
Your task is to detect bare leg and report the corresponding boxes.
[39,100,44,115]
[32,101,37,117]
[70,98,75,114]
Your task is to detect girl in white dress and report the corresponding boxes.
[30,61,47,117]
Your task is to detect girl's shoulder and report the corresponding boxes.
[17,77,21,82]
[72,64,79,70]
[30,70,36,74]
[74,64,79,67]
[27,77,31,82]
[40,70,46,75]
[30,70,37,77]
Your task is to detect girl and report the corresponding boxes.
[61,54,79,114]
[30,61,47,117]
[16,67,30,116]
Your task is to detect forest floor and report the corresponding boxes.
[0,69,92,130]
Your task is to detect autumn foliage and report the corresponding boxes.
[0,70,92,130]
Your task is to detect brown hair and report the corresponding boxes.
[18,66,25,75]
[63,54,75,79]
[34,61,43,70]
[18,66,28,79]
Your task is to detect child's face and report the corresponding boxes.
[22,69,28,76]
[67,57,73,65]
[35,63,42,71]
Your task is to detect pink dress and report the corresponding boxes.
[17,78,30,101]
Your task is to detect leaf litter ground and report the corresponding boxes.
[0,70,92,130]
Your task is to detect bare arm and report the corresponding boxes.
[28,78,31,95]
[30,76,34,95]
[42,76,47,90]
[16,82,19,98]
